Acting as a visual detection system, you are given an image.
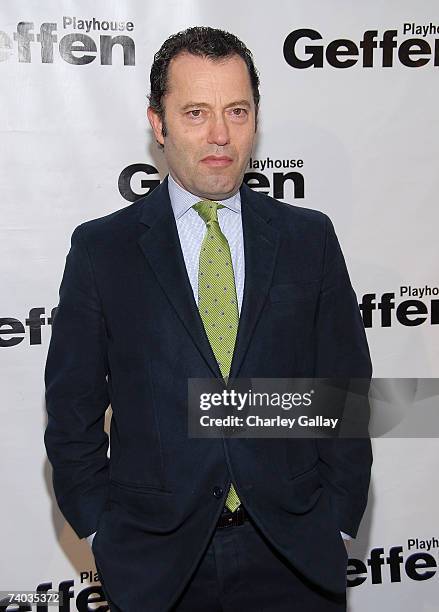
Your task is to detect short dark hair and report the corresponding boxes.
[148,26,260,141]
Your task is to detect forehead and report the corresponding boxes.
[166,52,253,102]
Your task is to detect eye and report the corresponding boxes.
[188,109,203,118]
[230,108,248,118]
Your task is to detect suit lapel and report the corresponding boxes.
[137,176,280,380]
[137,177,222,378]
[229,183,279,379]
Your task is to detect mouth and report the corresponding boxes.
[201,156,233,167]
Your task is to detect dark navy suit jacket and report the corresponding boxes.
[44,176,372,610]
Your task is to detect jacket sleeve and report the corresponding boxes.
[44,224,110,539]
[314,214,373,538]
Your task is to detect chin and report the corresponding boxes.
[200,176,238,198]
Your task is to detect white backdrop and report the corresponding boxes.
[1,1,438,610]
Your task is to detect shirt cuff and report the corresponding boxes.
[86,531,97,546]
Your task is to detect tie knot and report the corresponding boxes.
[192,200,225,225]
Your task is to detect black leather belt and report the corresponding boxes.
[216,505,248,528]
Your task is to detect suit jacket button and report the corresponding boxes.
[212,486,223,498]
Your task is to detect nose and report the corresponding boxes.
[207,113,230,146]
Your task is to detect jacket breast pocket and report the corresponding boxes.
[269,280,320,304]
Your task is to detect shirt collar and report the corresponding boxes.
[167,172,241,220]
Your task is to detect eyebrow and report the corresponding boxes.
[180,99,252,112]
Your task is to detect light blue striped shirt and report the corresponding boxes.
[167,173,245,314]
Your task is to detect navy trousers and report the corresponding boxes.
[172,515,347,612]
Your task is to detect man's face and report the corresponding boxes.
[147,52,257,200]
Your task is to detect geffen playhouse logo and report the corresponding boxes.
[0,16,135,64]
[283,22,439,68]
[118,158,306,203]
[359,286,439,328]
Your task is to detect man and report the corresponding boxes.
[44,26,372,611]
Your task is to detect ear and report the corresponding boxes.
[147,106,165,146]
